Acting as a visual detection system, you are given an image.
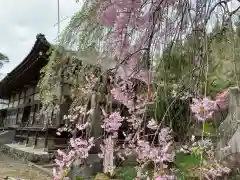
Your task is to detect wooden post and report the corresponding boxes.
[14,129,17,142]
[44,110,52,150]
[44,128,49,150]
[16,91,21,126]
[25,130,30,146]
[34,131,38,148]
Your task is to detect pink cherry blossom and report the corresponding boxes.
[158,127,172,144]
[190,97,215,121]
[100,5,118,27]
[53,167,63,180]
[102,112,124,132]
[56,131,61,136]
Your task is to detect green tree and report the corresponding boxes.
[0,52,8,69]
[0,52,8,61]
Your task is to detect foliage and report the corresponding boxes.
[114,165,138,180]
[208,30,240,95]
[229,170,240,180]
[0,52,8,68]
[60,0,111,51]
[75,176,85,180]
[0,52,8,61]
[38,46,61,103]
[175,152,201,179]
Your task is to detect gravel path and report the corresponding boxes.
[0,152,52,180]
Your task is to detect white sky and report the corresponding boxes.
[0,0,79,76]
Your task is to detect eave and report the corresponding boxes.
[0,34,51,99]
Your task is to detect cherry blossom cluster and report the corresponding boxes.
[119,125,175,178]
[98,0,163,85]
[56,125,70,136]
[135,128,175,173]
[53,149,75,180]
[53,137,95,180]
[69,137,95,159]
[203,164,231,180]
[108,76,177,178]
[190,89,228,121]
[110,85,134,109]
[65,104,89,122]
[136,138,174,167]
[56,104,92,136]
[101,111,124,134]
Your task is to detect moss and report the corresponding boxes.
[115,164,137,180]
[94,173,111,180]
[75,176,85,180]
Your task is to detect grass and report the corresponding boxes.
[115,164,137,180]
[175,152,201,179]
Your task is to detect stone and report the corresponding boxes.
[217,87,240,159]
[68,154,102,179]
[27,154,40,162]
[40,154,51,164]
[0,130,15,145]
[0,144,52,164]
[4,177,29,180]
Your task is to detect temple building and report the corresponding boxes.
[0,34,68,151]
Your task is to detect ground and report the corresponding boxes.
[0,152,52,180]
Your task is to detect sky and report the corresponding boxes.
[0,0,79,76]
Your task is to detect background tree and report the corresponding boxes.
[0,52,8,60]
[0,52,8,70]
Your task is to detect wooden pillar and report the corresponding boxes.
[59,63,64,126]
[16,90,22,125]
[23,88,27,105]
[32,104,37,125]
[30,86,36,125]
[7,97,10,108]
[13,129,17,142]
[20,89,26,127]
[34,131,38,148]
[25,130,30,146]
[44,110,53,150]
[44,128,49,150]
